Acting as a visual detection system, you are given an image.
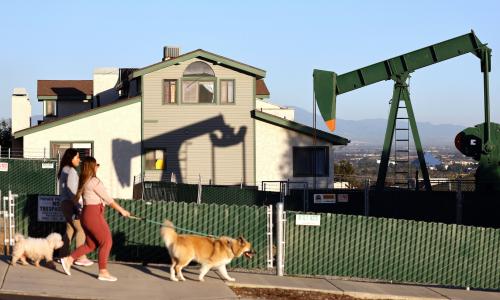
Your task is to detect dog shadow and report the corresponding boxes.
[7,256,63,272]
[125,263,221,282]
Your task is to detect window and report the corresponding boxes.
[181,61,216,104]
[183,61,215,77]
[45,101,57,117]
[220,80,235,104]
[51,142,92,159]
[145,149,165,170]
[163,80,177,104]
[293,147,329,177]
[182,80,215,103]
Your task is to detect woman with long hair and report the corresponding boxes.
[58,148,93,266]
[60,156,131,281]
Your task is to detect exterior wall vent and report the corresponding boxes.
[163,46,180,61]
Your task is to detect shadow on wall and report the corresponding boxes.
[112,114,247,186]
[112,138,140,187]
[52,87,88,100]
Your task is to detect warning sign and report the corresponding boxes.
[0,162,8,172]
[38,195,65,222]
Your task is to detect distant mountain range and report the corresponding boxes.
[293,107,465,148]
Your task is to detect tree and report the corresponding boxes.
[334,160,360,188]
[0,118,12,150]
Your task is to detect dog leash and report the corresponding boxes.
[128,215,215,237]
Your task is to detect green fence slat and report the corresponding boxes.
[283,210,500,290]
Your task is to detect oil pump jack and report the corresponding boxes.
[313,31,499,191]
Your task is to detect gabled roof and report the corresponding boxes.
[131,49,266,79]
[251,110,350,145]
[38,80,93,101]
[256,79,270,97]
[14,96,141,138]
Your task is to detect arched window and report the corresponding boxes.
[183,61,215,77]
[182,61,216,103]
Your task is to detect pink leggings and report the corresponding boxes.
[71,204,112,270]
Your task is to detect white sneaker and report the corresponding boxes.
[74,259,94,267]
[60,257,72,276]
[98,274,117,282]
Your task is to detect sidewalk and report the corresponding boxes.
[1,256,499,300]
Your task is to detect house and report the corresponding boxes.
[12,47,349,198]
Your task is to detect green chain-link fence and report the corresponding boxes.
[138,181,266,206]
[285,211,500,290]
[0,158,57,195]
[13,194,269,270]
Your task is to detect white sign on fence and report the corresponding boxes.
[295,214,321,226]
[41,163,54,169]
[337,194,349,202]
[38,195,65,222]
[0,162,8,172]
[313,193,336,204]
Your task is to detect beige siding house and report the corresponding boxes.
[14,47,349,198]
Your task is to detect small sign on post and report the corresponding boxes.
[295,214,321,226]
[314,194,336,204]
[38,195,65,222]
[41,163,54,169]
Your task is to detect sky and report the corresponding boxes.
[1,0,499,127]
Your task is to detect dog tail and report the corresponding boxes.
[160,220,177,248]
[14,233,24,243]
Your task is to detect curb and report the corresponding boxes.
[226,282,448,300]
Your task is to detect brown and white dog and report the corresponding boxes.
[160,220,254,282]
[11,233,63,269]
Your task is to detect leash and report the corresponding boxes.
[128,215,215,237]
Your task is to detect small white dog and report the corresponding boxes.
[11,232,64,269]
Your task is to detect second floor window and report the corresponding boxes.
[220,80,235,104]
[45,100,57,117]
[163,80,177,104]
[182,80,215,103]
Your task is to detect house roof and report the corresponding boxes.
[37,80,93,101]
[131,49,266,79]
[256,79,270,97]
[14,96,141,138]
[251,110,350,145]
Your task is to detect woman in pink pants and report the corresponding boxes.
[61,157,131,281]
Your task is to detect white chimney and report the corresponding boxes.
[93,67,119,106]
[11,88,31,134]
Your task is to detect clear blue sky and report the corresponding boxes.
[1,0,499,126]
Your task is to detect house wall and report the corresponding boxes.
[56,100,92,118]
[255,120,335,189]
[142,58,255,186]
[22,100,141,198]
[256,99,295,120]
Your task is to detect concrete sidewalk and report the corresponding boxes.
[1,257,499,300]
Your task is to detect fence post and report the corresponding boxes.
[6,190,16,254]
[266,205,273,269]
[364,178,370,216]
[276,202,285,276]
[2,192,7,255]
[8,148,10,158]
[456,178,463,224]
[197,174,202,204]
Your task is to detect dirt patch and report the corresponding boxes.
[230,287,388,300]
